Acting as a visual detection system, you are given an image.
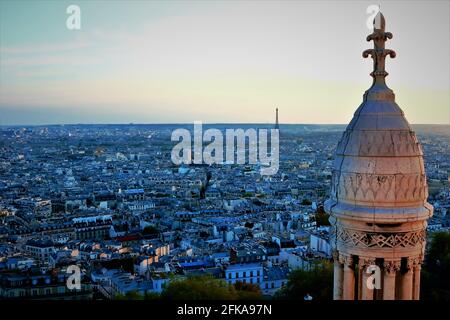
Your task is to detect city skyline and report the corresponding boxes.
[1,0,449,125]
[0,1,449,304]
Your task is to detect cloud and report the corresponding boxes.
[0,39,92,55]
[0,35,99,71]
[1,55,102,68]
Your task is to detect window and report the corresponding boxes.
[243,271,246,277]
[250,271,253,277]
[228,273,232,279]
[235,272,239,278]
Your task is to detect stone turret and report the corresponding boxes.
[325,11,433,300]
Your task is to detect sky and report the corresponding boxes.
[0,0,449,125]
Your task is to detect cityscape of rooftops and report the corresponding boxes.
[0,0,449,312]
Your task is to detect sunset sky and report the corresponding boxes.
[0,0,449,125]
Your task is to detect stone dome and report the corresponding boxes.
[325,12,433,223]
[327,12,433,301]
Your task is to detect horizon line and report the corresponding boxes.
[1,122,449,127]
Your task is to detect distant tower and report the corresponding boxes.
[325,12,433,300]
[275,108,279,129]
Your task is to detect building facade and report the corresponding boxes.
[225,263,263,286]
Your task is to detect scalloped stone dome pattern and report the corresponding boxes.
[329,96,429,208]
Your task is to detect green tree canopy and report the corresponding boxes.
[115,290,144,300]
[421,231,450,301]
[161,275,238,300]
[314,205,330,227]
[234,281,263,300]
[275,261,333,301]
[160,275,264,300]
[301,198,312,206]
[142,225,159,236]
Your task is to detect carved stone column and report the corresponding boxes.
[341,254,355,300]
[360,257,376,300]
[412,257,422,300]
[400,258,414,300]
[383,259,400,300]
[333,251,344,300]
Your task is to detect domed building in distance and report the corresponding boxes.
[324,12,433,300]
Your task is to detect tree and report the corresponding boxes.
[314,205,330,226]
[142,225,159,236]
[301,198,312,206]
[275,261,333,301]
[199,230,209,238]
[115,290,144,300]
[234,281,262,300]
[115,290,160,300]
[244,222,254,229]
[143,291,161,300]
[161,275,238,300]
[421,231,450,301]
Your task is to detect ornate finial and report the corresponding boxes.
[362,11,396,86]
